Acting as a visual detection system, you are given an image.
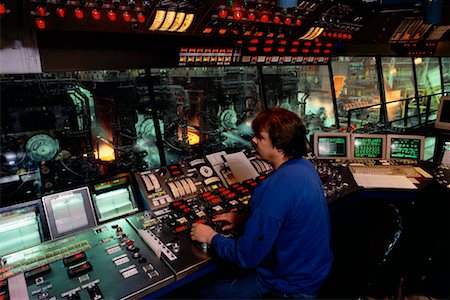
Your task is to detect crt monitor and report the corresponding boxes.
[386,134,425,160]
[313,132,350,159]
[0,200,48,257]
[91,174,139,223]
[42,187,97,239]
[435,96,450,130]
[351,134,386,159]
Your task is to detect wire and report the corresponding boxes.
[59,159,84,177]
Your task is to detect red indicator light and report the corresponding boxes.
[324,49,330,54]
[302,48,309,53]
[218,28,227,35]
[36,18,46,29]
[265,40,273,44]
[332,32,337,38]
[284,17,292,25]
[313,49,320,54]
[260,14,269,22]
[75,8,84,19]
[263,47,271,52]
[92,9,101,20]
[342,33,347,39]
[248,12,256,21]
[326,43,332,47]
[248,47,257,52]
[290,48,298,53]
[304,41,311,46]
[219,9,227,18]
[233,10,242,20]
[347,34,352,39]
[337,33,342,38]
[123,11,131,22]
[279,40,287,45]
[277,47,285,53]
[37,6,46,16]
[56,7,65,17]
[292,41,299,46]
[295,19,301,26]
[250,38,259,44]
[0,3,5,15]
[108,10,116,21]
[74,253,83,259]
[273,16,280,24]
[137,13,145,23]
[316,42,322,47]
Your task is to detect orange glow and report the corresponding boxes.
[333,76,345,98]
[96,143,115,161]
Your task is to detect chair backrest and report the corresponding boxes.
[318,200,403,298]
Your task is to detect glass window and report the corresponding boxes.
[380,57,416,127]
[442,57,450,93]
[150,66,261,165]
[414,57,442,122]
[261,65,335,140]
[331,57,380,129]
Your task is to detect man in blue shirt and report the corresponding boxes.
[191,107,332,299]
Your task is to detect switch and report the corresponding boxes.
[87,285,103,300]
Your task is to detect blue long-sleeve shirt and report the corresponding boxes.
[211,158,333,295]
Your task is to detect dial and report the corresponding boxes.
[199,165,213,178]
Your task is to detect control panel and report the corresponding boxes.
[2,218,174,300]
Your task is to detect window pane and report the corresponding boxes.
[151,67,261,165]
[381,57,416,127]
[442,57,450,93]
[261,65,335,139]
[415,57,442,122]
[331,57,380,129]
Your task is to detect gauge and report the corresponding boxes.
[199,165,213,178]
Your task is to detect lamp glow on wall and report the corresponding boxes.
[148,9,194,32]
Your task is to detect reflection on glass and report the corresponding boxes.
[381,57,416,127]
[261,65,335,138]
[443,57,450,93]
[150,67,261,165]
[415,57,442,122]
[332,57,380,128]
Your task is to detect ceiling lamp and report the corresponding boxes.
[149,10,194,33]
[149,10,166,30]
[159,10,176,31]
[177,13,194,32]
[168,11,185,31]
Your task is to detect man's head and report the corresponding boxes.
[251,107,307,160]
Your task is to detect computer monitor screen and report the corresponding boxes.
[435,96,450,130]
[0,200,47,256]
[91,175,139,223]
[42,187,96,239]
[386,134,425,160]
[351,134,386,159]
[313,133,350,159]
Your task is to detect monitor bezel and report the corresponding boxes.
[313,132,351,160]
[435,96,450,130]
[386,134,425,161]
[42,186,97,239]
[350,133,387,160]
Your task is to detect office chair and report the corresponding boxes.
[318,200,403,299]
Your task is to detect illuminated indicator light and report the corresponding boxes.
[302,49,309,53]
[277,48,285,53]
[123,11,131,22]
[292,41,299,45]
[75,8,84,19]
[263,47,271,52]
[304,41,311,46]
[273,16,280,24]
[92,9,101,20]
[37,6,46,16]
[177,13,194,32]
[284,17,292,25]
[342,33,347,39]
[316,42,322,47]
[314,38,319,42]
[233,10,242,20]
[203,27,213,34]
[56,7,65,18]
[337,33,342,38]
[313,49,320,54]
[290,48,297,53]
[159,10,176,31]
[248,12,256,21]
[108,10,116,21]
[332,33,337,38]
[324,49,330,54]
[36,18,46,29]
[326,43,332,47]
[347,34,352,39]
[219,9,227,18]
[0,3,5,15]
[260,14,269,22]
[248,46,257,51]
[149,10,165,30]
[168,12,185,31]
[322,31,326,36]
[218,28,227,34]
[279,40,287,45]
[237,40,243,44]
[250,38,259,44]
[265,39,273,44]
[137,13,145,23]
[295,19,301,26]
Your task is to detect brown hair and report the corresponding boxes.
[252,107,307,158]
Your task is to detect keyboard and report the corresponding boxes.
[349,165,422,177]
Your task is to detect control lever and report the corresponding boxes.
[87,285,103,300]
